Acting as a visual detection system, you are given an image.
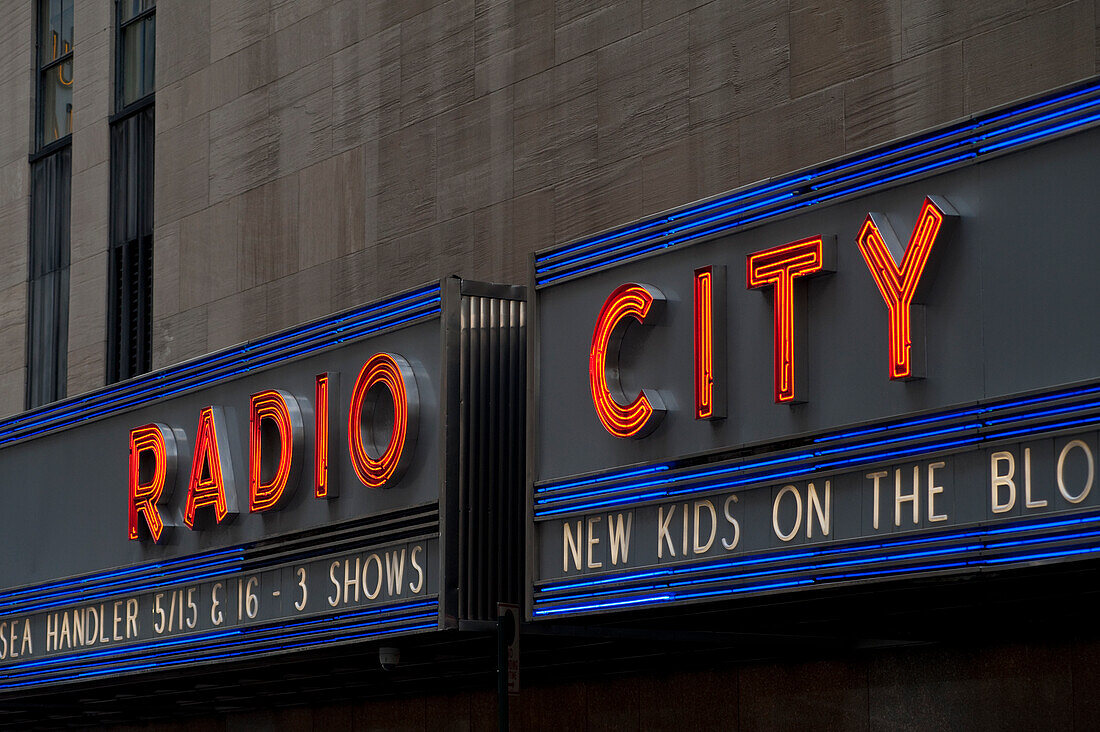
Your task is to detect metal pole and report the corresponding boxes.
[497,615,509,731]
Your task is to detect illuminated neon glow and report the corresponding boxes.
[857,196,957,380]
[533,393,1100,515]
[589,283,667,438]
[127,423,177,543]
[183,406,239,529]
[314,373,339,499]
[531,509,1100,616]
[348,353,419,488]
[248,389,303,513]
[746,236,834,403]
[693,266,725,420]
[0,285,441,451]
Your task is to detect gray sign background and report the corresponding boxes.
[536,131,1100,481]
[0,318,441,589]
[536,431,1100,581]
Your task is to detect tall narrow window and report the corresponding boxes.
[28,0,74,408]
[108,0,155,383]
[37,0,74,147]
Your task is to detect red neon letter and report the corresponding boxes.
[128,423,177,542]
[747,236,835,403]
[694,266,726,420]
[184,406,239,529]
[249,389,303,513]
[315,373,339,499]
[856,196,957,380]
[589,283,666,438]
[348,353,419,488]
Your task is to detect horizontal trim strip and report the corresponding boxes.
[0,505,439,617]
[533,381,1100,517]
[532,510,1100,617]
[534,79,1100,286]
[0,599,439,692]
[0,284,442,448]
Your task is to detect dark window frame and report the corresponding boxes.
[27,0,74,409]
[113,0,155,118]
[107,0,155,384]
[34,0,74,151]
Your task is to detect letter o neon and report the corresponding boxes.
[347,353,419,488]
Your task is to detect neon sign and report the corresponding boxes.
[693,266,726,420]
[856,196,957,380]
[130,354,421,541]
[248,389,303,513]
[588,283,666,438]
[347,353,419,489]
[183,406,239,530]
[746,236,835,403]
[590,197,954,435]
[127,424,177,543]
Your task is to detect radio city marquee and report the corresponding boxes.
[0,279,524,689]
[529,124,1100,617]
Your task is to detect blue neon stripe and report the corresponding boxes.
[0,547,243,606]
[0,285,439,434]
[536,510,1100,598]
[665,178,812,220]
[4,305,441,445]
[978,110,1100,153]
[535,464,672,494]
[0,287,441,448]
[535,231,666,274]
[535,81,1100,284]
[533,385,1100,515]
[1,600,438,676]
[979,81,1100,125]
[0,598,435,678]
[807,141,967,190]
[0,622,442,691]
[976,96,1100,141]
[533,536,1100,617]
[0,555,245,613]
[0,607,439,689]
[539,543,985,604]
[663,193,797,235]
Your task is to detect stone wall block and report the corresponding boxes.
[689,2,789,128]
[844,43,964,152]
[596,15,690,166]
[155,113,210,222]
[152,305,208,370]
[211,0,273,63]
[789,0,902,98]
[739,87,844,185]
[208,89,276,202]
[400,0,476,126]
[555,0,642,64]
[299,146,366,269]
[265,262,335,333]
[963,1,1095,113]
[377,121,438,240]
[152,220,180,321]
[180,198,240,310]
[553,155,643,244]
[436,88,514,220]
[204,288,265,352]
[238,175,300,289]
[158,0,211,86]
[69,161,108,265]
